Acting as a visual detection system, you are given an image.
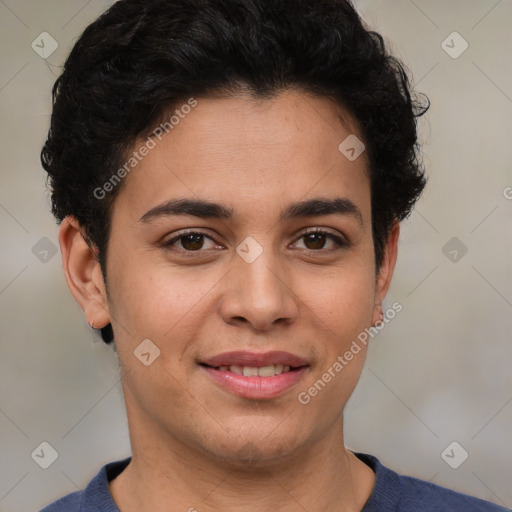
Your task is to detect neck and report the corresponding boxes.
[109,415,375,512]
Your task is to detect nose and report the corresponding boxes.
[218,248,299,332]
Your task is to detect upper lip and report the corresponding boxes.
[201,351,309,368]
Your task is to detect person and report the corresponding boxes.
[39,0,510,510]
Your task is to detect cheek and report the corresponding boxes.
[107,261,213,417]
[108,257,219,342]
[302,263,376,339]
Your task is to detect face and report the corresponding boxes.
[62,88,398,467]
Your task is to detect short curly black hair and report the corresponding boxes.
[41,0,428,344]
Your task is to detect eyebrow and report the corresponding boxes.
[139,197,363,225]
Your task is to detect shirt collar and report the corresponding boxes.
[80,451,399,511]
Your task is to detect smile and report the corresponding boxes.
[199,351,310,399]
[210,364,292,376]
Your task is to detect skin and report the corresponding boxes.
[59,88,399,512]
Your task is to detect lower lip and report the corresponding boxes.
[201,366,309,399]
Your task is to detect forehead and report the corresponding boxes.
[113,89,371,225]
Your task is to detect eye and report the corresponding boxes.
[162,230,219,252]
[292,228,349,251]
[161,228,350,255]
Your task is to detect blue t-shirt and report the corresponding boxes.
[40,451,510,511]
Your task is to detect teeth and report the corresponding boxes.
[230,365,243,375]
[274,364,284,374]
[217,364,293,376]
[258,365,276,377]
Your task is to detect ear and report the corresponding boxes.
[58,216,111,329]
[371,221,400,326]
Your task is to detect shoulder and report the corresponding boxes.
[398,472,510,511]
[38,457,131,512]
[353,451,510,512]
[39,490,83,512]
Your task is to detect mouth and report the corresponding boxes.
[200,363,304,377]
[199,351,310,399]
[200,350,309,368]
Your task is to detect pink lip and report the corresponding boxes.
[199,351,310,399]
[201,350,309,368]
[201,366,309,399]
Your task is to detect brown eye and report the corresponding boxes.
[303,232,328,250]
[180,233,206,251]
[293,229,349,252]
[162,231,218,252]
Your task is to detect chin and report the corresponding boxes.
[196,422,309,469]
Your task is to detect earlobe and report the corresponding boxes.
[371,221,400,325]
[58,216,111,329]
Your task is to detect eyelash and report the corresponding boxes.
[162,228,350,255]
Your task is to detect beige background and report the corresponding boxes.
[0,0,511,510]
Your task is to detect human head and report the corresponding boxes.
[41,0,428,346]
[43,0,430,476]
